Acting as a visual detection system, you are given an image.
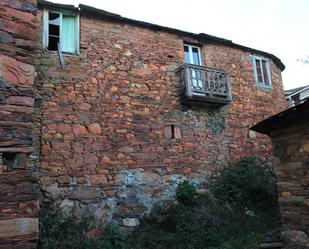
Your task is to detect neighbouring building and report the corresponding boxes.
[251,99,309,248]
[0,0,288,246]
[0,0,40,248]
[285,84,309,107]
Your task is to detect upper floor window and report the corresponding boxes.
[184,44,202,65]
[43,10,79,54]
[253,56,271,87]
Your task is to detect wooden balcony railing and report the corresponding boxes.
[177,64,232,106]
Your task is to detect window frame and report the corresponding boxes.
[184,43,202,66]
[252,55,272,88]
[43,9,80,54]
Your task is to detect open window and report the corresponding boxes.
[43,10,80,54]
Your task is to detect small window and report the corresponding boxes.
[184,44,202,65]
[43,10,79,54]
[253,56,271,87]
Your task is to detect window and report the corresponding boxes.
[184,44,202,65]
[253,56,271,87]
[43,10,79,54]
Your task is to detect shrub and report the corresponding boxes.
[213,156,279,216]
[127,157,281,249]
[176,180,201,206]
[39,208,125,249]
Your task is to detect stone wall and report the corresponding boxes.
[35,8,287,228]
[271,122,309,234]
[0,0,40,248]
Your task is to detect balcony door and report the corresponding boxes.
[184,44,203,90]
[184,44,202,65]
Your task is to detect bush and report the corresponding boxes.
[126,157,281,249]
[213,156,279,216]
[39,208,125,249]
[39,157,281,249]
[176,180,201,205]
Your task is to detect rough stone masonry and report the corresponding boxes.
[0,0,40,248]
[0,0,288,246]
[34,1,287,230]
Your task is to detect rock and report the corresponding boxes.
[72,124,87,135]
[5,96,34,106]
[282,230,309,248]
[70,186,102,201]
[299,141,309,153]
[248,130,257,139]
[135,171,161,184]
[57,175,71,184]
[118,146,135,153]
[0,31,13,44]
[89,175,108,185]
[130,68,152,77]
[44,183,62,199]
[114,43,122,49]
[111,86,118,92]
[114,174,125,185]
[0,218,38,239]
[88,123,102,134]
[0,55,36,85]
[91,77,98,84]
[79,103,91,111]
[123,218,139,227]
[123,50,132,56]
[59,199,75,218]
[183,167,192,175]
[281,191,292,197]
[101,156,111,164]
[56,124,71,134]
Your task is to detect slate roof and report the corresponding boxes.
[285,85,309,97]
[250,99,309,135]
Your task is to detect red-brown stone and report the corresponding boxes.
[72,124,87,135]
[56,124,71,134]
[88,123,102,134]
[78,103,91,111]
[5,96,34,106]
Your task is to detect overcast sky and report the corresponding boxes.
[53,0,309,90]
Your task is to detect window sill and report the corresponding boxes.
[43,49,85,58]
[255,83,272,91]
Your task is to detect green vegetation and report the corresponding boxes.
[175,180,201,205]
[39,157,280,249]
[126,156,280,249]
[39,209,125,249]
[213,156,279,216]
[205,107,226,134]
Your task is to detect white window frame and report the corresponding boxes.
[43,9,80,54]
[253,56,272,88]
[184,44,202,65]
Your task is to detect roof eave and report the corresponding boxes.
[37,0,285,71]
[250,99,309,135]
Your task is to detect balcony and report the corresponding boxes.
[177,64,232,106]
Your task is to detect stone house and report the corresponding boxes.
[0,0,287,247]
[251,99,309,248]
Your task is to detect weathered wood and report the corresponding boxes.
[177,63,232,106]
